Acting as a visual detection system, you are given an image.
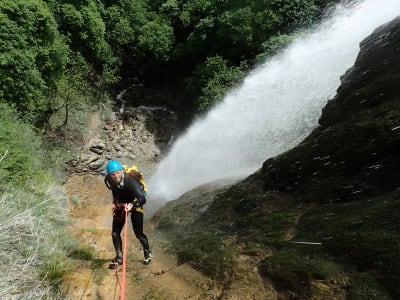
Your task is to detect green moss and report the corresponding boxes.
[257,194,400,297]
[349,273,392,300]
[260,248,345,294]
[174,229,236,279]
[252,211,298,244]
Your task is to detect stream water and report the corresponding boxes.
[148,0,400,203]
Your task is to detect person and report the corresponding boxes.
[104,160,152,268]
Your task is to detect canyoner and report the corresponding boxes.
[104,160,152,270]
[104,163,147,196]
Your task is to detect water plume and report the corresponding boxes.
[148,0,400,204]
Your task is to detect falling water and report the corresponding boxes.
[148,0,400,203]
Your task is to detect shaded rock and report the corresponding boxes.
[262,16,400,203]
[89,141,105,155]
[88,158,104,170]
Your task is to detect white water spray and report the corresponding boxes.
[148,0,400,203]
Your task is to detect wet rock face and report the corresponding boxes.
[320,16,400,126]
[262,16,400,203]
[66,106,178,177]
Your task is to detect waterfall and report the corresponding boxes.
[148,0,400,203]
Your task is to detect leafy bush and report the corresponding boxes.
[254,34,294,64]
[187,56,244,114]
[0,0,68,124]
[57,0,114,64]
[0,103,45,185]
[269,0,319,28]
[138,19,175,61]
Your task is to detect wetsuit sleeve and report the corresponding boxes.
[126,176,146,207]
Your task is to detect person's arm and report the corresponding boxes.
[134,189,146,207]
[126,176,146,207]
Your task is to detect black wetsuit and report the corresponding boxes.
[105,172,150,258]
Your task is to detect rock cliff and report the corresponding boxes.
[66,106,178,177]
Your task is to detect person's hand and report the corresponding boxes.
[112,204,117,216]
[125,203,134,212]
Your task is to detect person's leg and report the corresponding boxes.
[131,210,152,264]
[111,210,125,264]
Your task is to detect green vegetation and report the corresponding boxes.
[255,195,400,299]
[1,0,339,126]
[174,227,236,279]
[154,173,400,298]
[187,55,245,113]
[0,103,44,183]
[0,104,94,298]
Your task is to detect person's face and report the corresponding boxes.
[109,170,123,184]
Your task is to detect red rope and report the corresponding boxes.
[114,265,121,291]
[113,269,120,300]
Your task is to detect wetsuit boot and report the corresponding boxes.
[143,248,152,265]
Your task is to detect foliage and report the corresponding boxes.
[0,103,44,185]
[56,0,114,65]
[187,56,244,114]
[44,53,96,139]
[254,34,294,64]
[104,6,134,53]
[0,0,68,124]
[0,0,338,126]
[103,0,149,56]
[179,0,213,27]
[269,0,319,28]
[138,19,175,61]
[67,244,94,260]
[215,7,254,58]
[147,0,336,120]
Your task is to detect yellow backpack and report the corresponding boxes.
[123,165,147,195]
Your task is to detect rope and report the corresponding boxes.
[115,263,121,290]
[113,272,119,300]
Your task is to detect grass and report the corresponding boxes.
[0,84,108,299]
[0,178,90,299]
[68,244,95,260]
[133,272,144,284]
[90,259,109,285]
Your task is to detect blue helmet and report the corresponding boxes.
[106,160,123,174]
